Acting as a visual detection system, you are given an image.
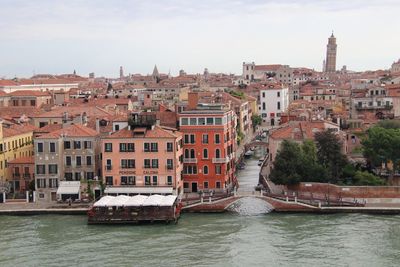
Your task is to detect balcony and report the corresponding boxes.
[12,173,21,179]
[183,158,198,164]
[212,157,229,164]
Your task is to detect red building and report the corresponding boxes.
[178,92,237,193]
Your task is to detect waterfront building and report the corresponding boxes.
[178,92,237,193]
[259,83,289,126]
[0,120,35,184]
[7,156,34,194]
[34,124,101,202]
[101,113,184,196]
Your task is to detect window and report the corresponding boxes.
[106,159,112,170]
[204,181,209,189]
[145,176,151,185]
[48,164,58,174]
[36,178,46,188]
[106,176,113,185]
[121,176,135,185]
[262,92,265,98]
[49,143,56,153]
[105,143,113,152]
[190,118,197,125]
[202,134,209,144]
[190,134,195,144]
[84,141,92,149]
[30,100,36,106]
[66,156,72,166]
[216,149,221,158]
[277,101,281,110]
[262,103,266,110]
[203,165,209,175]
[36,165,45,175]
[206,117,214,125]
[121,159,135,168]
[115,125,120,131]
[167,142,173,152]
[152,176,158,185]
[216,181,221,189]
[120,143,135,152]
[215,118,222,125]
[76,156,82,167]
[166,159,173,170]
[152,159,159,168]
[86,156,92,166]
[64,141,71,149]
[215,134,220,144]
[190,149,195,158]
[49,178,58,188]
[86,172,94,180]
[215,165,221,175]
[203,149,208,159]
[151,143,158,152]
[181,118,188,125]
[167,176,173,185]
[75,172,81,181]
[198,118,205,125]
[183,165,197,174]
[144,159,151,168]
[65,173,73,181]
[74,141,81,149]
[37,143,43,153]
[277,92,280,97]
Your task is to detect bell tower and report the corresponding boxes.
[325,32,337,73]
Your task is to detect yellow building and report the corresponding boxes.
[0,121,36,182]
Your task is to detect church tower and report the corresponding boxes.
[119,66,124,78]
[325,32,337,73]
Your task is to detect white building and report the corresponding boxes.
[258,84,289,126]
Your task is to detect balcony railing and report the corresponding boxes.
[183,158,198,163]
[212,157,229,164]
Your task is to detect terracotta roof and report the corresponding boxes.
[38,124,99,139]
[105,126,181,139]
[8,156,34,165]
[34,106,113,118]
[0,107,44,118]
[2,123,36,138]
[8,90,51,97]
[270,121,338,141]
[34,123,63,134]
[254,64,283,72]
[0,90,7,96]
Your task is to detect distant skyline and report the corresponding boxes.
[1,0,400,78]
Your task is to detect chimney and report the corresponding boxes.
[95,118,100,133]
[188,92,198,110]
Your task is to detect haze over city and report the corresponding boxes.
[1,0,400,78]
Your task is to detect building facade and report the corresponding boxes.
[259,84,289,126]
[178,93,237,193]
[34,124,101,202]
[101,114,184,196]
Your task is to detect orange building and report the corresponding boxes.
[178,93,237,193]
[101,114,183,196]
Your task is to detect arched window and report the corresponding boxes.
[215,149,221,158]
[184,149,189,158]
[190,149,195,158]
[203,149,208,159]
[203,165,209,175]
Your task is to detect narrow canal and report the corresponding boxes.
[1,147,400,266]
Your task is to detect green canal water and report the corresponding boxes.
[0,213,399,266]
[1,154,400,266]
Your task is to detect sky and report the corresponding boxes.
[0,0,399,78]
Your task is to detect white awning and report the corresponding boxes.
[56,181,80,195]
[104,187,174,195]
[93,194,177,207]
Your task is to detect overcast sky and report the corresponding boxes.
[0,0,399,78]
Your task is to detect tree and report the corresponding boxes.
[251,114,262,131]
[353,171,385,186]
[376,120,400,129]
[315,130,347,183]
[362,126,400,183]
[270,140,304,185]
[269,140,328,185]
